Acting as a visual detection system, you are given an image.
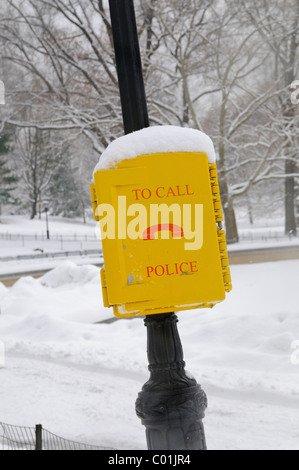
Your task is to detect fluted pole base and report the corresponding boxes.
[136,313,207,450]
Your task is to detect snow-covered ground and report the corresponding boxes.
[0,216,103,277]
[0,259,298,450]
[0,215,101,259]
[0,215,97,236]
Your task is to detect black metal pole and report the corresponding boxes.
[108,0,207,450]
[108,0,149,135]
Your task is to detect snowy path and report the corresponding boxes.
[1,353,298,451]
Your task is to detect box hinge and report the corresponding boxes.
[209,163,232,294]
[90,182,100,221]
[217,229,232,293]
[209,163,223,223]
[100,268,110,308]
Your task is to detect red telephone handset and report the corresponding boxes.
[143,224,184,240]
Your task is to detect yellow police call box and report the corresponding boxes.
[90,126,232,318]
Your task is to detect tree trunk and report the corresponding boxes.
[283,5,298,236]
[81,200,86,224]
[218,175,239,244]
[30,200,37,220]
[247,194,254,225]
[182,84,189,126]
[218,141,239,244]
[219,175,239,244]
[285,159,297,236]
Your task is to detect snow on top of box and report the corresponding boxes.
[93,126,216,176]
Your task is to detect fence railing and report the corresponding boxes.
[0,421,114,450]
[238,230,295,242]
[0,249,103,263]
[0,232,100,242]
[0,229,296,244]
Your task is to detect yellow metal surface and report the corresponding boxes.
[90,183,100,221]
[91,152,232,318]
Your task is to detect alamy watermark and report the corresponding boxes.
[0,340,5,367]
[290,340,299,365]
[290,80,299,105]
[95,192,204,251]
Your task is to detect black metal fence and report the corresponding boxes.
[0,421,114,450]
[0,232,99,242]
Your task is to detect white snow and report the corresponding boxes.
[0,259,299,450]
[93,126,216,174]
[0,215,97,237]
[0,255,103,278]
[0,215,102,269]
[0,283,7,296]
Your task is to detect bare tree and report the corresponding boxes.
[1,0,298,236]
[15,127,65,218]
[241,0,299,236]
[147,0,286,242]
[0,0,122,153]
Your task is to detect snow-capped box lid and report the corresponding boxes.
[93,126,216,177]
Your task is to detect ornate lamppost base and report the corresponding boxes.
[136,313,207,450]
